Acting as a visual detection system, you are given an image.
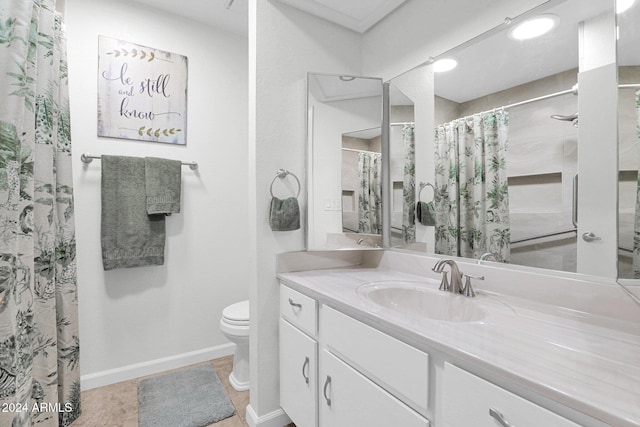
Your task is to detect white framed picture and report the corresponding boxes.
[97,36,188,145]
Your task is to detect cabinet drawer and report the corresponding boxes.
[321,305,429,416]
[280,285,317,337]
[443,363,580,427]
[320,350,429,427]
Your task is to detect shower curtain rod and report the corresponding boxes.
[452,82,640,123]
[342,148,381,155]
[390,122,415,126]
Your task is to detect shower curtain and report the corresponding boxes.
[402,124,416,244]
[634,91,640,278]
[434,110,511,261]
[0,1,80,426]
[358,152,382,234]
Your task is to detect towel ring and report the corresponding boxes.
[418,181,435,202]
[270,169,301,198]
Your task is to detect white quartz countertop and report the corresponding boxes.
[278,266,640,427]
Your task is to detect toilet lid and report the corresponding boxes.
[223,300,249,322]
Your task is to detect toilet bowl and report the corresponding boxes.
[220,300,250,391]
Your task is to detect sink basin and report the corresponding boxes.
[356,281,486,323]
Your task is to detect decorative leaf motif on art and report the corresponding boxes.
[137,126,182,137]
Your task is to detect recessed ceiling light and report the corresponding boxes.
[617,0,636,13]
[433,58,457,73]
[510,14,559,40]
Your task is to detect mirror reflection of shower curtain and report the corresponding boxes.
[434,110,511,261]
[633,91,640,278]
[402,125,416,243]
[358,152,382,234]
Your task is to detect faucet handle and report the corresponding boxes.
[462,273,484,297]
[438,271,450,291]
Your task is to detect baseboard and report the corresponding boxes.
[80,343,235,391]
[246,404,291,427]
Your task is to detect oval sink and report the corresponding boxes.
[356,281,486,323]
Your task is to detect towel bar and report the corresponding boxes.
[80,153,198,170]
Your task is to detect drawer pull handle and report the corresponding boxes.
[489,408,516,427]
[288,298,302,309]
[323,375,332,406]
[302,356,310,384]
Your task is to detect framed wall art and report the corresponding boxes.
[97,36,188,145]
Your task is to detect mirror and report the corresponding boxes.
[388,0,615,274]
[307,73,383,250]
[617,2,640,279]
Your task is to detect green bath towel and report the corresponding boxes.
[145,157,182,215]
[269,197,300,231]
[416,201,436,226]
[101,156,165,270]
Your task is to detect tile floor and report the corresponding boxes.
[72,355,251,427]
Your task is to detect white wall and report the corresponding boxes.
[309,94,381,248]
[249,0,362,422]
[65,0,248,383]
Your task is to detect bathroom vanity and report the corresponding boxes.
[277,250,640,427]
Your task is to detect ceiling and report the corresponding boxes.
[275,0,407,33]
[432,0,619,103]
[131,0,248,35]
[131,0,407,36]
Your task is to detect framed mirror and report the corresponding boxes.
[306,73,383,250]
[387,0,616,276]
[617,1,640,280]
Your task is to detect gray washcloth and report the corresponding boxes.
[269,197,300,231]
[416,201,436,226]
[145,157,182,214]
[101,156,165,270]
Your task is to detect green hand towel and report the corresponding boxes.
[269,197,300,231]
[101,156,165,270]
[145,157,182,215]
[416,201,436,226]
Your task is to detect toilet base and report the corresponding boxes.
[229,371,250,391]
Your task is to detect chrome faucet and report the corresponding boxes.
[433,259,484,297]
[478,252,498,264]
[432,259,464,294]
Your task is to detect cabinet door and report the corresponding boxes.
[443,363,580,427]
[319,350,429,427]
[280,318,317,427]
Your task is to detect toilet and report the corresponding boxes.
[219,300,250,391]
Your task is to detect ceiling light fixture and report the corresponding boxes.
[339,75,356,82]
[433,58,458,73]
[617,0,636,14]
[510,14,559,40]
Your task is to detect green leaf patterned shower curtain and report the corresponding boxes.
[0,1,80,426]
[358,152,382,234]
[434,110,511,261]
[402,124,416,244]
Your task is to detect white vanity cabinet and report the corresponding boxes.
[279,283,589,427]
[279,286,318,427]
[319,349,429,427]
[443,363,581,427]
[319,305,430,427]
[280,284,430,427]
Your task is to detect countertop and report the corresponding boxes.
[278,266,640,427]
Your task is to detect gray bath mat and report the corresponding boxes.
[138,364,235,427]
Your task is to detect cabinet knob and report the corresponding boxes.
[323,375,332,406]
[489,408,516,427]
[302,356,310,385]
